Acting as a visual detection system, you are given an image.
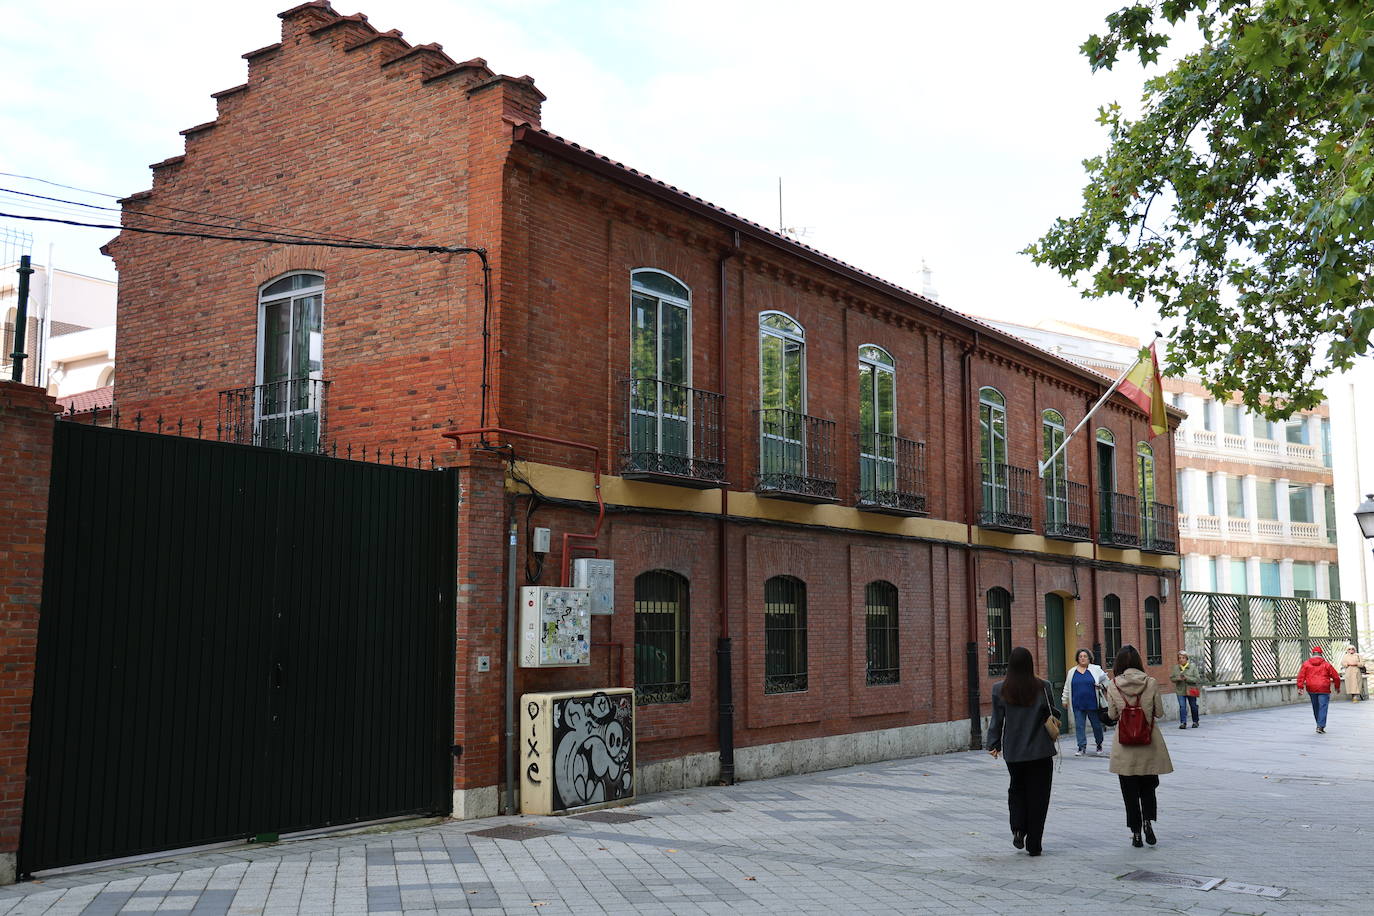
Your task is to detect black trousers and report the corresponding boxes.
[1118,774,1160,832]
[1006,756,1054,852]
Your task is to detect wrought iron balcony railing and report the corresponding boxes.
[1140,501,1178,553]
[977,461,1033,531]
[1043,478,1091,541]
[218,377,329,452]
[754,408,838,502]
[855,432,927,515]
[621,377,726,488]
[1099,490,1140,548]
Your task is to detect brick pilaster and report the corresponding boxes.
[0,382,57,883]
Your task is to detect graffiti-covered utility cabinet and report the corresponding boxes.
[520,689,636,815]
[519,586,591,667]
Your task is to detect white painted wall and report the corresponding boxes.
[1328,359,1374,646]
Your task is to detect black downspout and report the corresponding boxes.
[716,231,740,785]
[9,256,33,382]
[962,334,982,750]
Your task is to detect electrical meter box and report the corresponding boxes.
[573,558,615,615]
[520,688,635,815]
[519,587,591,667]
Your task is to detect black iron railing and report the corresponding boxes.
[855,433,927,515]
[1099,491,1140,548]
[977,461,1033,530]
[218,378,329,452]
[1043,478,1091,540]
[1141,501,1178,553]
[755,408,838,502]
[621,377,726,487]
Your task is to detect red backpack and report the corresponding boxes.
[1114,679,1153,746]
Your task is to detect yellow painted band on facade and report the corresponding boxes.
[512,461,1180,571]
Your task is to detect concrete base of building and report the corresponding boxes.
[1202,680,1303,714]
[637,719,985,794]
[452,785,500,820]
[0,852,14,885]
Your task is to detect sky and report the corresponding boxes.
[0,0,1182,340]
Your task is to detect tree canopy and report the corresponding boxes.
[1025,0,1374,418]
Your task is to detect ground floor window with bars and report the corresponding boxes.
[987,587,1011,675]
[1103,594,1123,666]
[865,580,900,685]
[633,571,690,705]
[1144,596,1163,665]
[764,576,808,694]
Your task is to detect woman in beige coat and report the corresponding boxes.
[1341,647,1365,701]
[1104,644,1173,848]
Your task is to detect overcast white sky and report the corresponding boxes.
[0,0,1178,339]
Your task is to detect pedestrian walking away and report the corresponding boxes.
[1104,644,1173,849]
[1340,645,1365,703]
[986,646,1058,857]
[1169,650,1202,728]
[1297,646,1341,732]
[1061,648,1109,756]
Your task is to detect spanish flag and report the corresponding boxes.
[1118,341,1168,438]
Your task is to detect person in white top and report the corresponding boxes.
[1061,649,1110,756]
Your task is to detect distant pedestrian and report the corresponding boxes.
[1340,646,1365,703]
[1297,646,1341,733]
[986,646,1058,857]
[1169,650,1202,728]
[1104,644,1173,848]
[1061,648,1108,756]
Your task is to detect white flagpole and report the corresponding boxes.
[1038,354,1141,478]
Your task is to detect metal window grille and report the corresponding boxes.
[987,587,1012,675]
[1103,595,1123,665]
[633,571,690,705]
[1144,597,1163,665]
[764,576,808,694]
[865,580,900,686]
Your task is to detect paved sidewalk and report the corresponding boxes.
[4,699,1370,915]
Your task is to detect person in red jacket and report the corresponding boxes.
[1296,646,1341,734]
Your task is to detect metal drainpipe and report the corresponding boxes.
[1088,390,1103,667]
[503,518,518,815]
[962,334,982,750]
[716,230,740,785]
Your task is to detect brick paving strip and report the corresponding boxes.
[1,701,1369,914]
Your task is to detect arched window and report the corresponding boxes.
[1043,409,1068,529]
[1103,594,1122,665]
[633,570,690,705]
[865,580,900,685]
[979,388,1009,519]
[255,272,324,452]
[1137,441,1157,544]
[629,270,692,463]
[759,313,807,484]
[858,346,897,499]
[986,586,1012,675]
[764,575,807,694]
[97,366,115,388]
[1144,596,1163,665]
[1096,428,1118,537]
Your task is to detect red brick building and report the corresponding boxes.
[105,2,1182,817]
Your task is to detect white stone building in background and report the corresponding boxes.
[1326,360,1374,646]
[1,262,116,414]
[979,318,1341,613]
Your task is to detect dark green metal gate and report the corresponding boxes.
[20,422,456,875]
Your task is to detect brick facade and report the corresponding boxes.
[104,2,1181,805]
[0,382,59,882]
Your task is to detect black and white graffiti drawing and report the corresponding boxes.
[551,691,633,809]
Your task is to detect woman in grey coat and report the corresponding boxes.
[986,646,1058,856]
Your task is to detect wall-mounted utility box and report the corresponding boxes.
[520,688,635,815]
[573,558,615,615]
[519,587,591,667]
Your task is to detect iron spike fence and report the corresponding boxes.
[1182,591,1360,685]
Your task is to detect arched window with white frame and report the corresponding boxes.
[1137,441,1156,545]
[858,345,897,499]
[979,387,1008,518]
[759,312,806,484]
[254,272,324,452]
[629,269,692,466]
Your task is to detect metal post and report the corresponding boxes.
[966,641,982,749]
[9,256,33,382]
[504,519,518,816]
[716,637,735,785]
